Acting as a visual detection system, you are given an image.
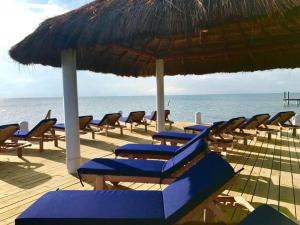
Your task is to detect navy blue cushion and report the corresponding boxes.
[119,117,128,123]
[115,144,179,156]
[184,124,209,132]
[78,158,165,178]
[53,123,65,130]
[13,130,30,138]
[163,152,235,224]
[90,119,102,126]
[239,204,297,225]
[16,190,165,225]
[162,139,207,177]
[153,132,196,141]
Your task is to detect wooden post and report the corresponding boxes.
[61,49,81,174]
[156,59,165,132]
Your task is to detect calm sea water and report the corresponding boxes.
[0,93,299,128]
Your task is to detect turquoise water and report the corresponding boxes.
[0,93,299,128]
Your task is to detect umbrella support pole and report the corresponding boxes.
[62,49,81,174]
[156,59,165,132]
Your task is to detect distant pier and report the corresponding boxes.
[284,92,300,106]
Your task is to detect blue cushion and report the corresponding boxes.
[16,190,165,225]
[90,119,102,126]
[153,132,196,141]
[162,139,207,177]
[115,144,179,156]
[163,152,235,223]
[119,117,128,123]
[144,115,154,120]
[13,130,30,138]
[239,204,297,225]
[78,158,166,178]
[53,123,65,130]
[184,124,209,132]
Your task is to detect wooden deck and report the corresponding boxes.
[0,122,299,224]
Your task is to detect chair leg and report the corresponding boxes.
[120,127,123,135]
[54,138,58,147]
[95,176,105,190]
[145,123,147,132]
[206,202,230,223]
[130,123,133,133]
[39,141,44,152]
[268,132,271,140]
[243,138,248,145]
[293,128,297,137]
[92,131,95,139]
[17,148,22,158]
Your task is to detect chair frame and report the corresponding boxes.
[90,113,124,136]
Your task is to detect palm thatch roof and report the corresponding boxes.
[9,0,300,77]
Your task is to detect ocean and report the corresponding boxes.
[0,93,299,128]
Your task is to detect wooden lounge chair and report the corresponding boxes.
[115,129,210,160]
[239,204,297,225]
[90,113,123,136]
[265,111,299,136]
[231,114,271,145]
[16,153,254,225]
[119,111,148,132]
[53,115,95,139]
[12,118,58,152]
[144,110,174,128]
[78,138,209,190]
[0,124,31,157]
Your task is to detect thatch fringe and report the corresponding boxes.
[9,0,300,76]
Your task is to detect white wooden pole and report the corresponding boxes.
[156,59,165,132]
[61,49,81,174]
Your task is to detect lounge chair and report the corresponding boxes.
[13,118,58,152]
[115,128,210,160]
[231,114,272,145]
[239,204,297,225]
[16,153,253,225]
[265,111,299,136]
[90,113,123,136]
[53,115,95,139]
[0,124,30,157]
[119,111,148,132]
[144,110,174,128]
[78,138,208,189]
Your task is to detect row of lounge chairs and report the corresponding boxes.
[16,134,297,224]
[0,110,173,157]
[152,111,300,150]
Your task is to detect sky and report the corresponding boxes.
[0,0,299,98]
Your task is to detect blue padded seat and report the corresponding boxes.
[78,158,165,177]
[78,139,208,179]
[53,123,65,130]
[16,190,165,225]
[115,129,209,158]
[115,144,179,156]
[13,130,30,138]
[144,115,154,120]
[119,117,129,123]
[238,204,297,225]
[90,119,102,125]
[153,132,196,141]
[184,124,209,132]
[16,153,235,225]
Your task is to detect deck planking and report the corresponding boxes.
[0,122,300,224]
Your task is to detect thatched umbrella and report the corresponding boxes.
[9,0,300,173]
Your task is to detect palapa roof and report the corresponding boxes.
[9,0,300,77]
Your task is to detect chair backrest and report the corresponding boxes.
[148,110,171,121]
[0,124,20,145]
[267,111,295,126]
[79,115,93,130]
[240,114,270,130]
[174,128,210,154]
[98,113,122,126]
[28,118,57,137]
[163,152,236,223]
[221,117,246,133]
[127,111,145,123]
[162,139,208,177]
